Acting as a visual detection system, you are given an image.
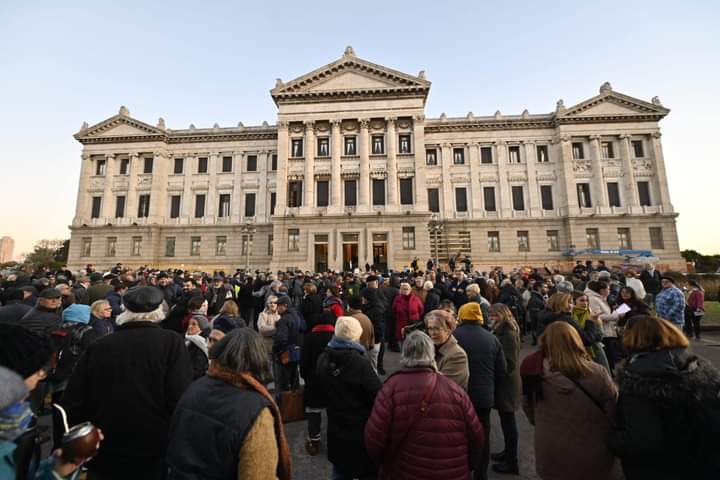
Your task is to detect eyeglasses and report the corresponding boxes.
[426,326,446,333]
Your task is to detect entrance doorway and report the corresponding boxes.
[314,234,328,272]
[342,233,359,271]
[372,233,388,271]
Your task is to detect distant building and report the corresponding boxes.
[67,47,683,272]
[0,236,15,263]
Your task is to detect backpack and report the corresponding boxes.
[50,323,92,383]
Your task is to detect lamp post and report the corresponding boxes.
[240,222,256,270]
[428,214,444,268]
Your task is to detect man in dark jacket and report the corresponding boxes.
[640,264,662,303]
[207,274,233,316]
[157,272,182,309]
[0,287,32,324]
[20,288,62,337]
[527,282,547,345]
[87,272,113,305]
[72,275,91,305]
[61,286,192,480]
[454,315,507,480]
[272,296,302,392]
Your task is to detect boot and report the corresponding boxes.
[492,461,519,475]
[490,450,507,461]
[304,438,321,456]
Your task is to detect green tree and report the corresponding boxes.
[23,239,68,271]
[682,249,720,273]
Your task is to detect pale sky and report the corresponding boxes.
[1,0,718,259]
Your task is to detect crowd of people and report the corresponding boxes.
[0,258,716,479]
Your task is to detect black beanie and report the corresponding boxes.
[0,324,53,378]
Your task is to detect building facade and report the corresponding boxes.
[0,236,14,263]
[68,47,684,272]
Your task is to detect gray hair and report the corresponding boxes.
[266,295,278,307]
[116,305,165,326]
[400,331,437,370]
[210,328,272,384]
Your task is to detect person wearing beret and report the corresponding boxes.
[19,288,62,337]
[61,286,192,480]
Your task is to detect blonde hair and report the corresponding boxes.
[489,303,519,332]
[219,299,239,317]
[91,299,110,317]
[623,315,689,353]
[547,292,572,314]
[540,322,592,379]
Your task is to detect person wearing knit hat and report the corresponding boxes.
[316,315,381,479]
[53,304,99,400]
[458,301,484,325]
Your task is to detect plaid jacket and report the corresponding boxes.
[655,286,685,325]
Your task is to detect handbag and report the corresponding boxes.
[279,388,306,423]
[279,345,301,365]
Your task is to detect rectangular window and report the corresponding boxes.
[607,182,621,207]
[317,138,330,157]
[106,237,117,257]
[453,147,465,165]
[143,157,153,174]
[316,181,329,207]
[216,236,227,256]
[483,187,496,212]
[115,196,125,218]
[190,236,201,256]
[119,158,129,175]
[344,136,356,156]
[481,146,493,164]
[95,159,106,176]
[602,142,615,159]
[371,135,384,155]
[586,228,600,249]
[372,179,385,206]
[291,138,304,157]
[638,181,651,206]
[632,140,645,158]
[246,155,257,172]
[517,231,530,252]
[540,185,554,210]
[81,238,92,257]
[218,194,231,217]
[400,178,413,205]
[194,194,206,218]
[577,183,592,208]
[536,145,549,163]
[512,186,525,211]
[91,196,102,218]
[173,158,184,174]
[137,194,150,218]
[398,134,412,154]
[170,195,181,218]
[649,227,665,249]
[508,145,521,163]
[618,228,632,249]
[271,154,277,171]
[428,188,440,213]
[572,142,584,160]
[426,148,437,165]
[267,234,274,255]
[131,236,142,256]
[547,230,560,251]
[344,180,357,206]
[245,193,256,217]
[488,231,501,252]
[288,181,302,207]
[288,229,300,251]
[222,156,232,172]
[165,237,175,257]
[270,192,276,215]
[402,226,416,250]
[455,187,468,212]
[197,157,208,173]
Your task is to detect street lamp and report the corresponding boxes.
[240,222,256,270]
[428,214,444,269]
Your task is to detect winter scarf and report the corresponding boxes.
[327,336,365,354]
[312,324,335,334]
[207,363,291,480]
[0,401,33,441]
[185,334,208,358]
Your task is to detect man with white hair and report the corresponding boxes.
[61,286,192,480]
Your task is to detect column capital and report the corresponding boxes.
[129,152,139,159]
[358,118,370,129]
[105,153,115,160]
[523,139,536,146]
[589,134,602,141]
[495,139,507,146]
[82,153,91,161]
[331,119,342,128]
[651,131,662,139]
[303,120,315,128]
[441,142,451,149]
[385,116,397,124]
[277,120,289,129]
[555,135,571,144]
[413,114,425,123]
[619,133,631,140]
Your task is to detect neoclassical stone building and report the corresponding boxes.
[67,47,684,272]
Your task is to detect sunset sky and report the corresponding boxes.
[1,0,718,259]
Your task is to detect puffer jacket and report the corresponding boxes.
[608,348,720,480]
[365,368,485,480]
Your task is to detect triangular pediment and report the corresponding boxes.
[75,114,166,142]
[271,47,430,104]
[561,88,669,119]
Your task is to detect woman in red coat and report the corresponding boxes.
[365,331,485,479]
[392,281,424,341]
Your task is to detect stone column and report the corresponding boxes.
[180,154,194,221]
[495,140,511,217]
[524,141,541,215]
[276,121,289,216]
[101,153,115,220]
[557,135,579,214]
[412,115,428,209]
[589,135,608,208]
[358,118,370,209]
[233,151,244,223]
[304,121,315,211]
[74,153,92,223]
[469,143,482,216]
[149,151,168,222]
[257,150,269,221]
[386,117,398,210]
[330,120,342,211]
[440,143,453,213]
[649,132,672,211]
[126,153,139,220]
[206,152,218,220]
[619,134,638,208]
